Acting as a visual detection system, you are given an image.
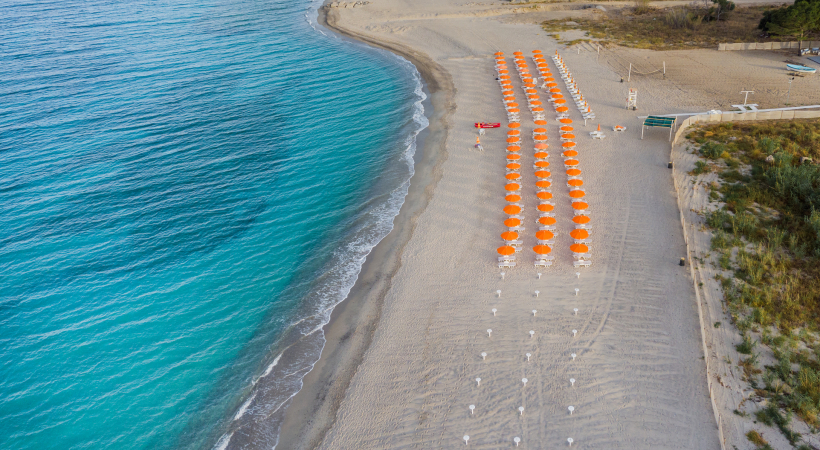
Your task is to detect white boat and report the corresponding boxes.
[787,63,816,73]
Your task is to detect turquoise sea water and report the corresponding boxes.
[0,0,426,448]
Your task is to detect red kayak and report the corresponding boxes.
[475,122,501,128]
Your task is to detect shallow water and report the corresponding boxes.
[0,0,426,448]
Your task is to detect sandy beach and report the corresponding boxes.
[274,1,820,448]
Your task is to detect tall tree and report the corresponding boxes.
[710,0,735,21]
[762,0,820,40]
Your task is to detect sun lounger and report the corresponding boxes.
[538,225,556,231]
[534,260,552,268]
[498,256,515,262]
[538,212,555,218]
[537,239,555,246]
[573,253,591,260]
[509,240,523,246]
[574,239,591,246]
[573,260,591,268]
[499,261,516,268]
[577,224,592,230]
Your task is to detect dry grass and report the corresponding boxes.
[542,5,802,50]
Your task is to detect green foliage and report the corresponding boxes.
[709,0,736,21]
[693,160,710,175]
[737,334,756,354]
[701,142,726,159]
[755,404,799,444]
[746,430,768,447]
[760,0,820,40]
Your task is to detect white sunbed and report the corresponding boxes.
[499,261,516,268]
[534,260,552,268]
[573,260,592,268]
[573,253,591,260]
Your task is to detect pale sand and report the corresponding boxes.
[276,1,820,448]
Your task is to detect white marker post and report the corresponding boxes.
[529,330,535,339]
[492,308,497,316]
[570,378,575,387]
[574,308,579,315]
[576,272,580,279]
[522,378,528,387]
[469,404,475,415]
[519,406,524,415]
[481,352,487,361]
[574,288,579,296]
[568,405,575,415]
[532,310,537,316]
[464,435,469,446]
[514,437,521,446]
[476,377,481,387]
[537,273,542,279]
[535,290,540,298]
[571,353,576,361]
[497,290,501,298]
[487,329,492,338]
[572,329,577,337]
[568,437,574,447]
[526,353,531,362]
[501,271,505,280]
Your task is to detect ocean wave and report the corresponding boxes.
[211,33,428,450]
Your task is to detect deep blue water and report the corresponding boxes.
[0,0,426,448]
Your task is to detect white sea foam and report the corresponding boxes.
[220,9,429,449]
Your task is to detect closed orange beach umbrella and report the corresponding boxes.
[569,190,585,198]
[570,243,589,253]
[539,216,557,226]
[505,173,521,181]
[565,159,579,166]
[506,163,521,170]
[534,152,549,159]
[508,122,520,128]
[537,203,554,212]
[501,231,519,241]
[505,183,521,191]
[504,218,521,227]
[504,204,521,215]
[534,120,547,126]
[498,245,516,256]
[505,193,522,202]
[533,245,552,255]
[570,229,589,240]
[572,215,590,224]
[559,118,573,124]
[537,191,552,200]
[568,179,583,187]
[562,142,576,148]
[507,129,520,136]
[536,230,554,241]
[534,161,549,168]
[535,180,551,189]
[534,170,551,178]
[560,126,574,132]
[572,201,588,210]
[534,143,549,150]
[506,153,521,160]
[556,106,569,113]
[533,128,547,134]
[566,168,582,176]
[563,150,578,158]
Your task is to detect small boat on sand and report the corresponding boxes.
[786,64,816,73]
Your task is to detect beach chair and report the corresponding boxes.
[509,240,523,246]
[573,210,587,216]
[498,256,515,262]
[499,261,516,268]
[538,212,555,218]
[576,224,592,231]
[534,260,552,268]
[568,176,583,181]
[573,253,591,260]
[537,239,555,246]
[573,260,592,268]
[539,225,557,231]
[509,226,525,232]
[574,239,592,246]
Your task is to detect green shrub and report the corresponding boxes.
[737,334,756,354]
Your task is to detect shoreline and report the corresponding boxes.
[274,7,456,449]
